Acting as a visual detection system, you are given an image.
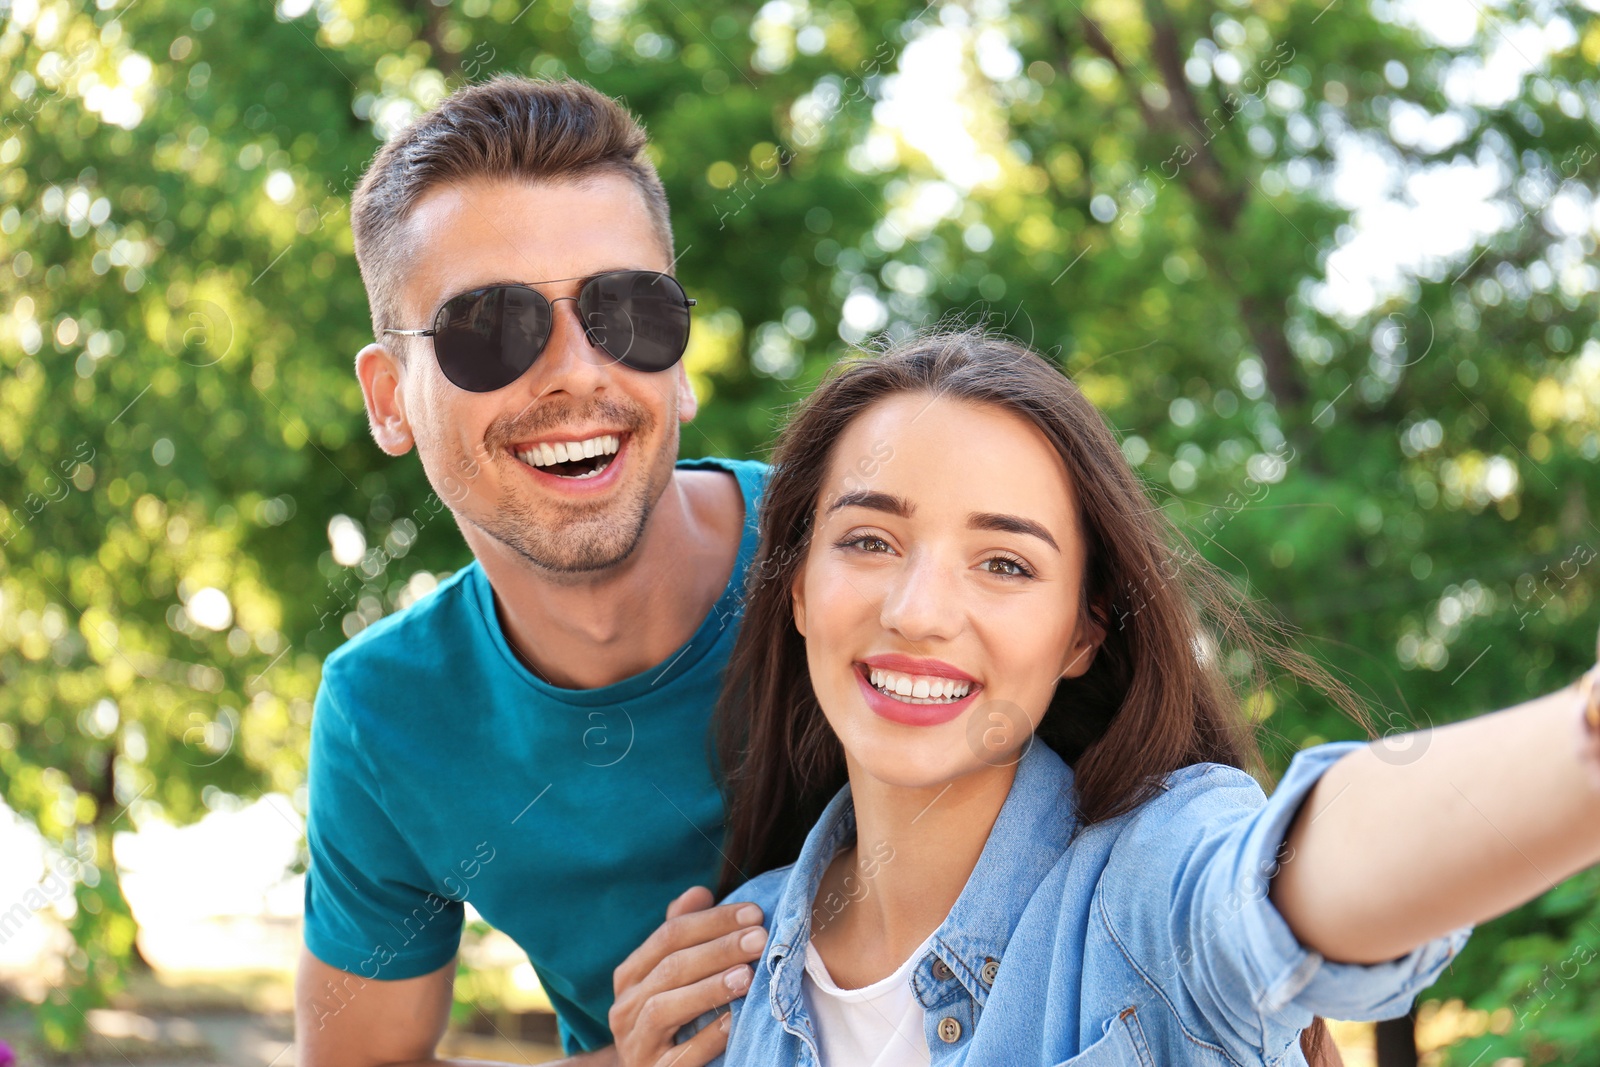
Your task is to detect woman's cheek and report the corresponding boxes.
[981,600,1074,703]
[817,562,885,627]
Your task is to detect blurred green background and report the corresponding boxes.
[1,0,1598,1062]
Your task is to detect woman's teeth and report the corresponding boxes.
[868,668,972,704]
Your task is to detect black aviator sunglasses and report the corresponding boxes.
[384,270,696,393]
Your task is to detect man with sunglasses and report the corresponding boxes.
[295,77,767,1067]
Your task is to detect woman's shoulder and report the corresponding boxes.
[1074,740,1374,926]
[1086,739,1372,851]
[1069,760,1263,856]
[718,864,796,925]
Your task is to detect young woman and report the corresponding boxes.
[684,328,1600,1066]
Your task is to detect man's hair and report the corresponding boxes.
[350,75,674,342]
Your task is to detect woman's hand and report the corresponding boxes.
[609,887,768,1067]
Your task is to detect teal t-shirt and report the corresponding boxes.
[302,457,768,1053]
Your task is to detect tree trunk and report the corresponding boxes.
[1375,1012,1418,1067]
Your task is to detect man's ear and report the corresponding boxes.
[675,360,699,424]
[356,342,415,456]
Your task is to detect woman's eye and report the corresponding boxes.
[837,534,892,554]
[983,556,1033,578]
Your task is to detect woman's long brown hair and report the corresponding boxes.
[713,327,1362,1064]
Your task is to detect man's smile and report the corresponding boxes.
[511,431,624,479]
[506,430,634,495]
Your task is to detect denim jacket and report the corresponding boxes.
[688,739,1473,1066]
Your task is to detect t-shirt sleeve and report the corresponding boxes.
[1099,740,1473,1066]
[302,669,465,979]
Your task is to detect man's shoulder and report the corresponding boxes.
[321,561,484,682]
[676,456,771,496]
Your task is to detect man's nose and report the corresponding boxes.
[523,294,611,399]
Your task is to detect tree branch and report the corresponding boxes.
[1058,1,1307,410]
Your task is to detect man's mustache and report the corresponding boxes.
[483,398,652,451]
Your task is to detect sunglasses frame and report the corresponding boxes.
[383,269,696,391]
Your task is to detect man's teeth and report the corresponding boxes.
[514,434,621,470]
[867,668,972,704]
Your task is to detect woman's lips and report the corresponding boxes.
[858,652,977,683]
[853,662,980,727]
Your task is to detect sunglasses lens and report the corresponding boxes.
[577,271,692,372]
[433,286,551,392]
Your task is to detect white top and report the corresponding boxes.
[801,935,934,1067]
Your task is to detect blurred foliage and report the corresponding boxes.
[0,0,1597,1058]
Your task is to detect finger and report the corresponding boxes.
[615,901,764,993]
[639,960,753,1045]
[654,1008,731,1067]
[617,901,759,994]
[630,921,768,1023]
[665,886,715,922]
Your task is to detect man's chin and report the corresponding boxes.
[472,506,650,576]
[464,437,674,574]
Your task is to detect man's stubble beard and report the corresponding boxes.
[475,474,656,574]
[475,421,679,576]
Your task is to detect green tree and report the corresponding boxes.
[2,0,1598,1060]
[931,1,1600,1061]
[0,0,909,1047]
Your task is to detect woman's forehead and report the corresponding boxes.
[821,393,1080,530]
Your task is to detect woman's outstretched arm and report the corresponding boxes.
[1271,660,1600,966]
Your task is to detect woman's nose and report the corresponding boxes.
[877,550,963,644]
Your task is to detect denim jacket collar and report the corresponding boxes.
[761,740,1081,1045]
[717,739,1475,1067]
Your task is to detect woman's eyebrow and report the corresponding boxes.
[968,512,1060,552]
[827,491,1059,552]
[827,490,912,517]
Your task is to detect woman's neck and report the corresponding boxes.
[809,759,1018,989]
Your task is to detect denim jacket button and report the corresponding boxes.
[980,958,999,985]
[937,1016,962,1043]
[932,958,954,981]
